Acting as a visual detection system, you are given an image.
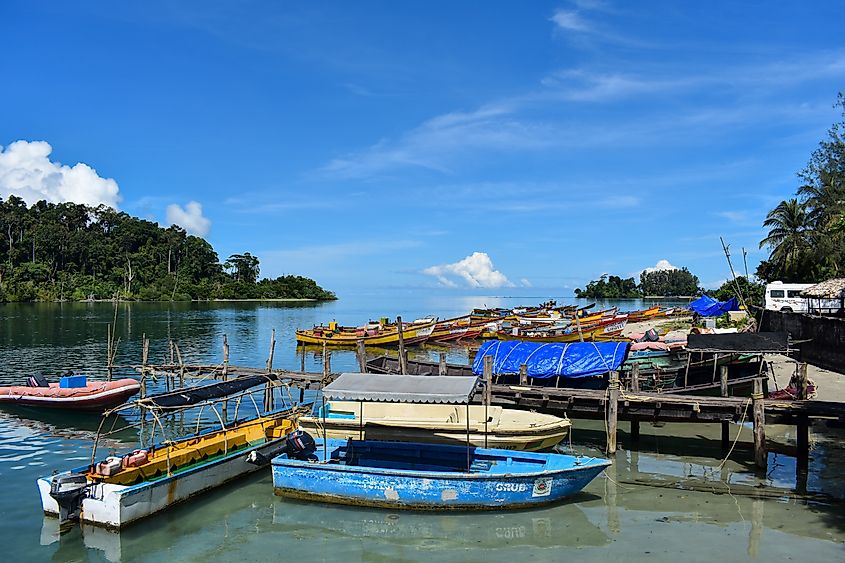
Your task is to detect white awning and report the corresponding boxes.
[322,373,478,404]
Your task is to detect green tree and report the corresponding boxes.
[225,253,260,283]
[758,199,812,282]
[639,267,700,296]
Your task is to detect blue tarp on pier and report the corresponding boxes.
[471,340,629,379]
[689,295,739,317]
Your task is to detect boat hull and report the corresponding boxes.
[272,439,609,510]
[0,379,140,411]
[38,436,285,529]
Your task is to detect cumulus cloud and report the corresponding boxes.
[520,278,533,288]
[423,252,515,288]
[166,201,211,236]
[0,140,120,207]
[641,259,678,274]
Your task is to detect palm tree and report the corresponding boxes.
[759,199,812,279]
[798,168,845,275]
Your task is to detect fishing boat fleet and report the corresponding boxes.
[295,302,675,347]
[35,369,605,531]
[27,298,782,539]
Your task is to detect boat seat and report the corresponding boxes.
[27,374,50,387]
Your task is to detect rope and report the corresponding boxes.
[716,398,752,472]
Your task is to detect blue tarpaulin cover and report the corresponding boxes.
[689,295,739,317]
[471,340,629,379]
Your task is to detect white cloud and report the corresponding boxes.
[423,252,515,288]
[520,278,533,287]
[641,259,678,274]
[550,10,590,32]
[166,201,211,236]
[0,140,120,207]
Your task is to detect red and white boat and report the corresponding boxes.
[0,378,140,411]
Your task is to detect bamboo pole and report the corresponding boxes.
[264,329,276,412]
[174,342,184,390]
[752,377,766,469]
[396,316,408,375]
[222,335,230,420]
[106,324,113,382]
[607,370,620,454]
[140,334,149,399]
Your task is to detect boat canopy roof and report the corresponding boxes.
[472,340,629,379]
[140,373,273,409]
[686,332,788,353]
[323,373,478,404]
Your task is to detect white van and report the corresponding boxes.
[765,281,813,312]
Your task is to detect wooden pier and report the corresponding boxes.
[128,357,845,475]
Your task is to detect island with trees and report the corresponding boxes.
[575,267,700,299]
[0,198,336,302]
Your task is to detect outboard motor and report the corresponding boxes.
[49,474,89,525]
[245,430,318,466]
[286,430,317,461]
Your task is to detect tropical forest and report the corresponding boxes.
[0,197,336,302]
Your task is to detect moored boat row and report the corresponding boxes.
[296,302,681,347]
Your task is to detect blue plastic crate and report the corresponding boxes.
[59,375,87,388]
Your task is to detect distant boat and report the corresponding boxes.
[298,401,570,451]
[272,438,610,510]
[0,376,139,411]
[295,318,436,347]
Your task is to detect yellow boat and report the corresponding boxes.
[495,324,606,342]
[295,319,436,347]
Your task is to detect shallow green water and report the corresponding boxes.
[1,293,843,562]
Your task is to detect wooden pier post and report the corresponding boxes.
[322,342,331,378]
[752,377,767,469]
[140,334,149,399]
[222,335,230,419]
[106,324,113,382]
[630,364,640,442]
[720,365,730,450]
[264,329,276,413]
[300,346,306,372]
[356,338,367,372]
[439,353,447,376]
[607,370,620,454]
[519,364,528,386]
[396,316,408,375]
[796,362,810,475]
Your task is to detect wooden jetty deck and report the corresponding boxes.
[126,359,845,474]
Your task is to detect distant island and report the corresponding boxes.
[0,197,336,302]
[574,268,700,299]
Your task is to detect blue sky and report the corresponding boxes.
[2,1,844,294]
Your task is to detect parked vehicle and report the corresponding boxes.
[765,281,813,312]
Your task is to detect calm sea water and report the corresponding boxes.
[0,290,843,562]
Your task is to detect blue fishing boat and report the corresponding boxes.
[271,372,610,510]
[272,438,609,510]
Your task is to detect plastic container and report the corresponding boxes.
[122,450,149,468]
[96,456,122,476]
[59,375,88,388]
